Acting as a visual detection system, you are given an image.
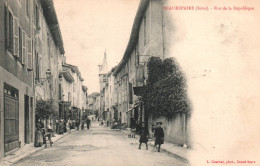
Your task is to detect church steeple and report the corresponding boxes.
[98,50,108,74]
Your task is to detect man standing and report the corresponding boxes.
[154,122,164,152]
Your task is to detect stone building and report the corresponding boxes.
[61,63,85,125]
[33,0,64,133]
[0,0,64,157]
[113,0,190,145]
[87,92,100,116]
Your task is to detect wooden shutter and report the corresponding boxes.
[13,16,19,57]
[22,31,26,64]
[5,5,10,50]
[27,38,32,70]
[24,34,28,66]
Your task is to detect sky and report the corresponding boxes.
[53,0,140,94]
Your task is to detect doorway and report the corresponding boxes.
[4,84,19,153]
[24,95,29,144]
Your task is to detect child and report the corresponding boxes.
[154,122,164,152]
[138,122,149,150]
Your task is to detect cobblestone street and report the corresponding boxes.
[14,122,189,166]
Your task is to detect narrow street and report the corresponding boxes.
[14,122,188,166]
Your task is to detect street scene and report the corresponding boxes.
[14,122,188,166]
[1,0,259,165]
[0,0,192,165]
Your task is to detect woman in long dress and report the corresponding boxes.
[35,119,44,147]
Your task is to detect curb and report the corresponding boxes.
[118,129,189,163]
[0,129,76,165]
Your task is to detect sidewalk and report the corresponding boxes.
[120,129,190,163]
[0,129,75,166]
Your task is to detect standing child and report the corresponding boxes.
[138,122,149,150]
[154,122,164,152]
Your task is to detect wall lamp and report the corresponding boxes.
[35,69,51,86]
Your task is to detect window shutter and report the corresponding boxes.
[22,31,26,64]
[5,5,10,50]
[24,34,28,66]
[27,38,32,70]
[13,16,19,57]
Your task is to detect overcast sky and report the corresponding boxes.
[53,0,140,94]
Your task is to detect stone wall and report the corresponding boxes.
[148,113,191,146]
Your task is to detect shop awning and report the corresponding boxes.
[126,101,142,113]
[59,101,71,106]
[126,107,134,113]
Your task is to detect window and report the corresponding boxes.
[35,53,40,81]
[18,27,22,62]
[135,47,139,65]
[5,6,19,57]
[59,84,62,100]
[21,31,26,64]
[5,7,13,53]
[35,5,39,27]
[68,92,71,102]
[103,75,106,82]
[27,38,32,70]
[26,0,29,17]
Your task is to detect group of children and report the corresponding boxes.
[138,121,165,152]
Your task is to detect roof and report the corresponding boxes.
[88,92,100,97]
[107,65,118,77]
[60,70,74,83]
[63,63,84,81]
[113,0,150,76]
[41,0,65,54]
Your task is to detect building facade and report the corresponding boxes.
[112,0,190,145]
[87,92,100,117]
[61,63,86,124]
[0,0,34,157]
[34,0,64,133]
[0,0,65,158]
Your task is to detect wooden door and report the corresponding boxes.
[4,84,19,153]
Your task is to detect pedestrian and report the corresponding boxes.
[81,121,84,130]
[154,122,164,152]
[59,119,64,135]
[130,118,136,138]
[136,120,141,135]
[47,123,54,136]
[86,117,91,130]
[76,119,80,130]
[63,120,67,133]
[35,118,44,147]
[138,122,149,150]
[68,118,72,132]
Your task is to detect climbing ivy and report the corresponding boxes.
[142,57,191,118]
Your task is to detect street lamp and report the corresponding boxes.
[35,69,51,86]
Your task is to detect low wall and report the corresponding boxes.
[148,113,191,146]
